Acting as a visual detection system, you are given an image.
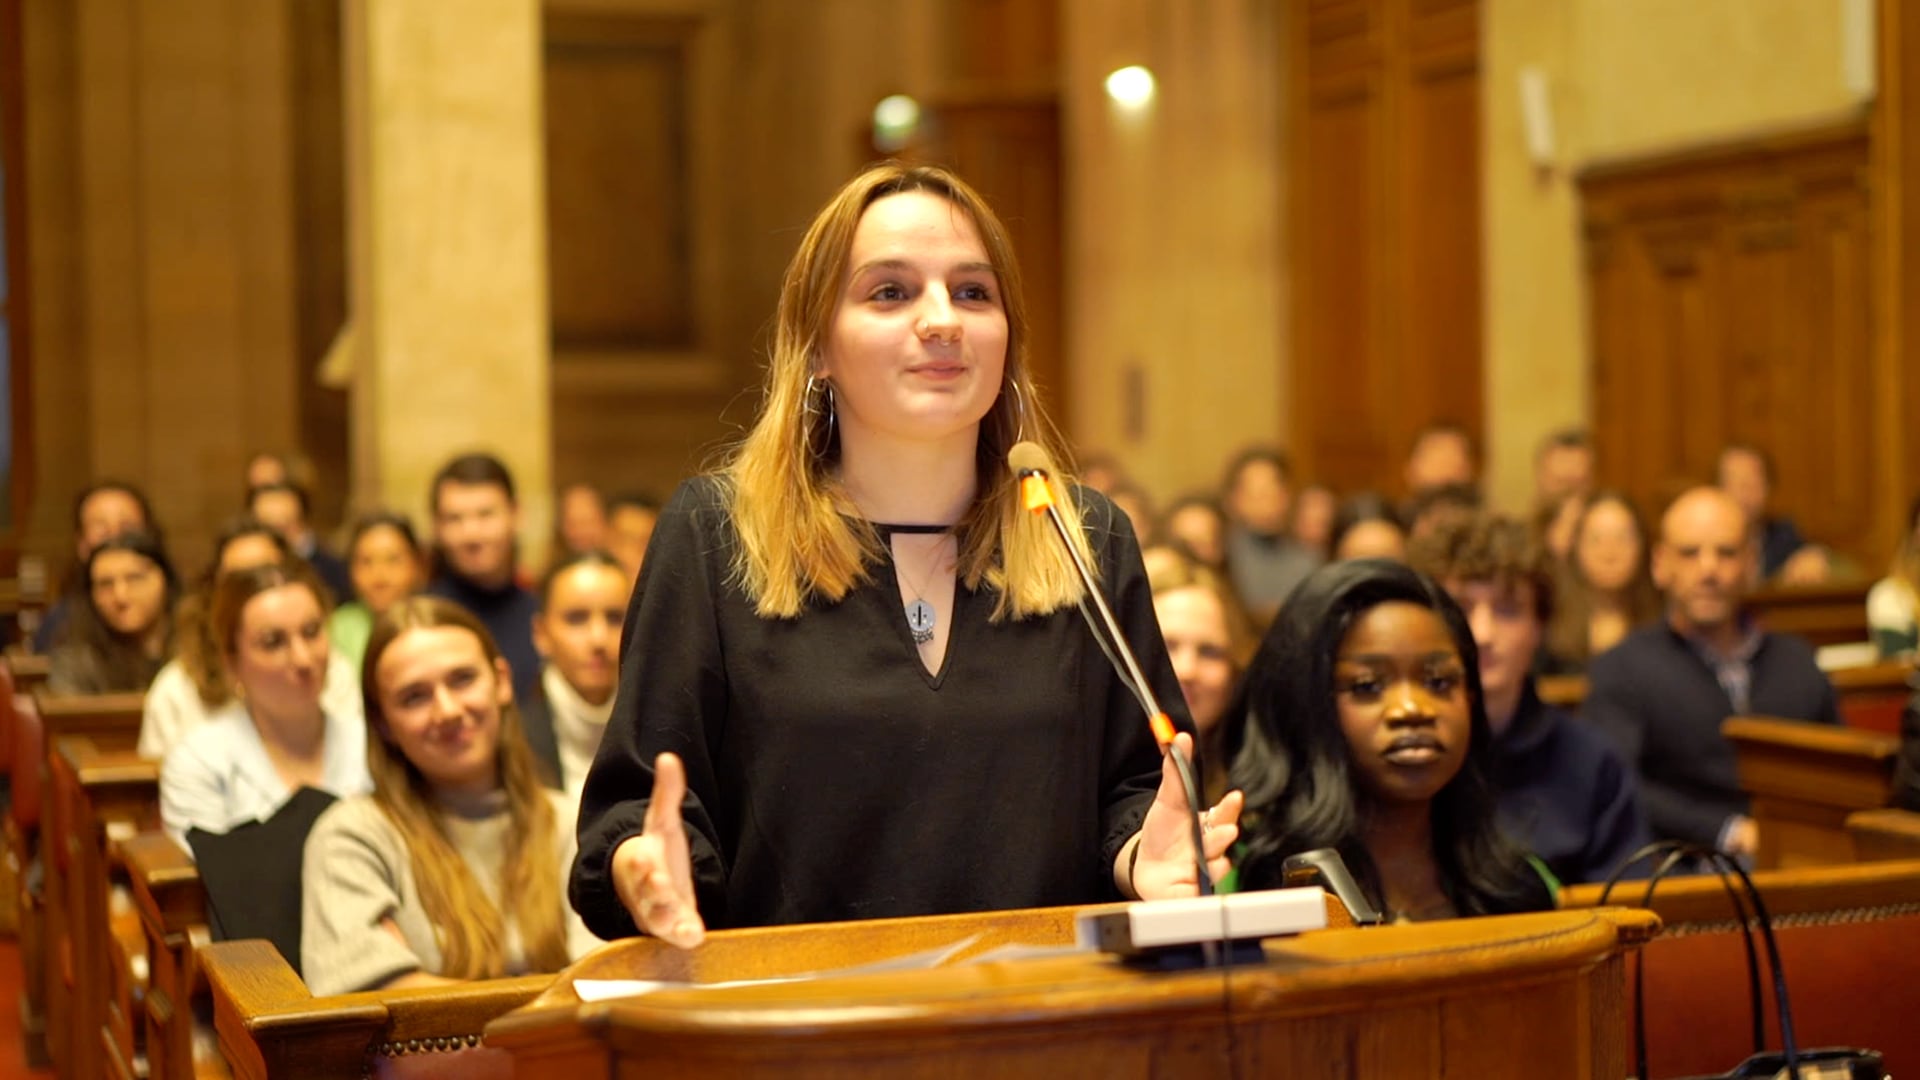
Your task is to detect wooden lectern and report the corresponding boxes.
[487,907,1657,1079]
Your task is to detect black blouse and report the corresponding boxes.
[569,476,1184,939]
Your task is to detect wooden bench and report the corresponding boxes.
[1831,659,1915,735]
[1724,715,1898,868]
[32,692,146,1078]
[122,830,228,1080]
[49,734,159,1080]
[1750,582,1872,648]
[1562,859,1920,1077]
[5,687,47,1065]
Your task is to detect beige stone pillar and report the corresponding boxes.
[1481,0,1587,515]
[1062,0,1286,503]
[343,0,552,566]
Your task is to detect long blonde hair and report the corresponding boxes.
[722,162,1092,621]
[361,597,567,980]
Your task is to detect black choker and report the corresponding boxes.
[873,522,953,535]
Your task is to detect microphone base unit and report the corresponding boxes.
[1076,887,1328,969]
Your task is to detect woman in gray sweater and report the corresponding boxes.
[301,596,595,996]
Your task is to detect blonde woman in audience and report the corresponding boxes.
[1544,491,1661,672]
[301,597,594,994]
[160,560,371,845]
[1868,495,1920,658]
[140,517,361,760]
[521,551,629,795]
[1147,550,1254,805]
[327,511,426,672]
[48,531,179,694]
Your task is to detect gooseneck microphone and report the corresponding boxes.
[1006,441,1214,898]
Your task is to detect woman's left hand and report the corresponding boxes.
[1124,732,1244,900]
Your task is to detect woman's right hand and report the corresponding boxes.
[610,752,707,949]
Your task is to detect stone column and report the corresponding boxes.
[343,0,552,565]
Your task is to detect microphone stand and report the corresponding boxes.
[1016,466,1215,900]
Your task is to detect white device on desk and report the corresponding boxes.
[1076,886,1328,963]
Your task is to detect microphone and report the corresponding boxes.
[1006,441,1214,898]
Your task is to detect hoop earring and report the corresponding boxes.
[804,374,836,459]
[1006,378,1031,442]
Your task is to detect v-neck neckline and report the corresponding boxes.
[879,547,963,688]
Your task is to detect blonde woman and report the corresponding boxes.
[1868,496,1920,658]
[301,597,594,995]
[1146,548,1255,806]
[573,163,1241,948]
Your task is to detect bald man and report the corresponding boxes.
[1583,487,1837,857]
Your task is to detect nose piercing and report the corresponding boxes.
[916,318,931,337]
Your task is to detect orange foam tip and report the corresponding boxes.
[1148,711,1176,747]
[1021,473,1054,513]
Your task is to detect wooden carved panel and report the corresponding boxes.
[1580,126,1877,559]
[544,13,695,352]
[1290,0,1482,494]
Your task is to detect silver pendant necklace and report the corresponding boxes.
[883,525,952,647]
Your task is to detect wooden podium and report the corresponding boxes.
[487,906,1657,1079]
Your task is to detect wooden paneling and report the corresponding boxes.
[545,12,696,352]
[1290,0,1482,494]
[1580,126,1879,559]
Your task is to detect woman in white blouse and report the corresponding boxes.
[159,559,371,845]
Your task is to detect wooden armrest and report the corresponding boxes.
[203,940,550,1080]
[54,736,159,786]
[1847,808,1920,861]
[1722,715,1899,759]
[1829,659,1918,691]
[123,831,205,935]
[1536,674,1587,710]
[1562,857,1920,924]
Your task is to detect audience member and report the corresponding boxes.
[1534,491,1586,564]
[1221,446,1322,618]
[249,482,353,605]
[1403,482,1483,541]
[301,597,594,994]
[557,483,610,556]
[329,512,427,671]
[1533,428,1594,508]
[1078,453,1124,495]
[1409,514,1649,884]
[522,552,629,795]
[1229,559,1555,919]
[1158,494,1228,571]
[1107,483,1154,543]
[425,453,541,700]
[48,530,179,694]
[1867,495,1920,658]
[36,480,158,653]
[139,518,361,761]
[159,560,372,845]
[245,451,295,492]
[1544,491,1661,671]
[1585,487,1839,854]
[1403,422,1478,499]
[1330,493,1407,563]
[1147,550,1254,805]
[1717,442,1830,584]
[1291,484,1337,560]
[605,494,660,584]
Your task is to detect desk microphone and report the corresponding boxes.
[1006,441,1213,898]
